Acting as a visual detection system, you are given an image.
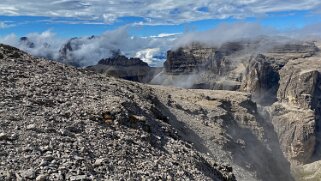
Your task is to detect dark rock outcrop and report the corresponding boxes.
[88,53,162,83]
[98,54,149,67]
[58,37,82,67]
[19,37,35,49]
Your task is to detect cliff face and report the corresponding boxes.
[164,43,239,75]
[164,46,217,74]
[154,43,242,90]
[240,54,286,105]
[156,40,319,91]
[270,57,321,165]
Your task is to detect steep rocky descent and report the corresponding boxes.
[87,52,162,83]
[0,44,234,181]
[269,56,321,165]
[151,86,293,181]
[150,40,321,180]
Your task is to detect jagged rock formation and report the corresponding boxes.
[87,53,162,83]
[58,37,84,67]
[237,41,321,166]
[19,37,35,49]
[0,44,235,181]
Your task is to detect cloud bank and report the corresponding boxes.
[0,27,176,67]
[1,22,321,67]
[0,0,320,25]
[173,22,321,49]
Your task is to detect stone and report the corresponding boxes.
[94,158,105,167]
[21,169,36,179]
[26,124,37,130]
[70,175,87,181]
[36,174,47,181]
[0,133,8,141]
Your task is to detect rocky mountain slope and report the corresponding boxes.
[0,44,234,180]
[2,39,321,181]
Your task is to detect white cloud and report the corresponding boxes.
[0,30,64,59]
[173,22,321,49]
[135,48,162,65]
[149,33,181,38]
[173,22,275,48]
[0,21,13,29]
[0,22,8,28]
[0,0,320,25]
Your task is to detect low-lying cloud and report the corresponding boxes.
[173,22,321,49]
[0,27,175,67]
[0,31,64,60]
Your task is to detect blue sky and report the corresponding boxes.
[1,0,321,38]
